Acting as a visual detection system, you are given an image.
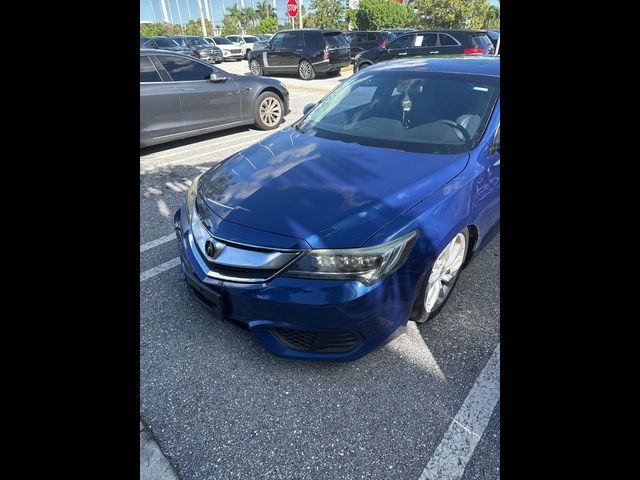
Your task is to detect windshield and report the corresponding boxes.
[213,36,233,44]
[243,36,259,43]
[187,37,207,46]
[155,38,180,48]
[298,70,499,154]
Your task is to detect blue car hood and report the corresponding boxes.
[198,129,469,249]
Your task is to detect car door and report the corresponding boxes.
[155,55,243,132]
[473,115,500,236]
[411,33,439,57]
[139,55,185,140]
[382,34,415,61]
[262,32,287,70]
[280,31,303,67]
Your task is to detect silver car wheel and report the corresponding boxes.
[299,61,312,79]
[259,97,281,127]
[250,59,261,75]
[424,233,467,313]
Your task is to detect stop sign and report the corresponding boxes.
[287,0,298,17]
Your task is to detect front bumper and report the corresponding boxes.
[174,207,415,361]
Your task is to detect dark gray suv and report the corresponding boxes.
[140,50,290,147]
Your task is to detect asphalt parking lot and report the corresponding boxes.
[140,59,500,480]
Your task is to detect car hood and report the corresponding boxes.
[198,128,469,249]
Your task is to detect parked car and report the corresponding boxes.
[140,36,194,56]
[353,29,495,73]
[248,29,351,80]
[140,50,289,147]
[486,30,500,55]
[226,34,261,58]
[174,56,500,361]
[343,30,397,56]
[203,36,244,61]
[255,34,273,41]
[172,35,223,63]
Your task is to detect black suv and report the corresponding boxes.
[248,29,351,80]
[140,36,194,57]
[172,36,223,64]
[353,30,495,73]
[343,31,396,56]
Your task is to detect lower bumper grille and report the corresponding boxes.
[271,328,363,353]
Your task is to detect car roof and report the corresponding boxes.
[276,28,342,34]
[367,56,500,77]
[400,29,489,35]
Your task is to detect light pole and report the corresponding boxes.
[197,0,208,36]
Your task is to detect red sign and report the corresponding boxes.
[287,0,298,17]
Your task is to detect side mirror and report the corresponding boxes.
[209,73,228,83]
[303,103,316,115]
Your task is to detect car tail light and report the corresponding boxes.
[464,47,486,55]
[323,47,329,60]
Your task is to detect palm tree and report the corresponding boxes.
[226,5,243,28]
[255,1,277,19]
[241,6,258,27]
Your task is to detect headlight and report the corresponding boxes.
[286,231,417,285]
[185,174,203,222]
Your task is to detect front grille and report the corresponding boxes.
[272,328,363,353]
[230,49,241,53]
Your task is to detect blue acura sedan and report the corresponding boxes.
[175,56,500,361]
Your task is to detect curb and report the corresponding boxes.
[140,418,181,480]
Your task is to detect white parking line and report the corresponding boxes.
[418,343,500,480]
[140,234,176,253]
[140,257,181,282]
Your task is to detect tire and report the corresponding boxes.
[411,228,469,324]
[254,92,284,130]
[298,59,316,80]
[249,58,263,76]
[326,68,341,77]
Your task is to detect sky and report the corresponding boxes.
[140,0,500,27]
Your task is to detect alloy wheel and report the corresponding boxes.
[259,97,281,127]
[250,60,262,75]
[299,61,313,80]
[424,233,467,313]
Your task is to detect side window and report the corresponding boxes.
[414,34,437,48]
[270,32,284,49]
[367,33,378,41]
[283,32,302,49]
[140,56,162,82]
[156,56,213,82]
[439,34,459,46]
[388,34,413,50]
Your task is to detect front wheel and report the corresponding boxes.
[326,68,341,77]
[254,92,283,130]
[412,228,469,323]
[249,59,263,76]
[298,60,316,80]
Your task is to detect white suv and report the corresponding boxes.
[226,35,261,59]
[204,36,244,61]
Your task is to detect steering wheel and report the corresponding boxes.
[437,120,472,142]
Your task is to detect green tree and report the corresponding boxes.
[413,0,489,29]
[140,23,164,36]
[255,1,277,19]
[256,16,279,34]
[241,6,259,27]
[483,5,500,29]
[221,14,242,36]
[304,0,347,30]
[184,18,215,35]
[354,0,413,30]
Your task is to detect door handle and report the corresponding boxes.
[295,49,303,52]
[181,87,196,91]
[398,52,407,56]
[429,51,440,54]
